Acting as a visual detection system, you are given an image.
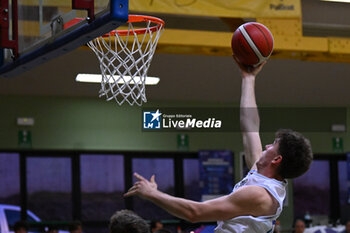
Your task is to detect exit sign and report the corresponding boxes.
[332,137,343,153]
[18,130,32,148]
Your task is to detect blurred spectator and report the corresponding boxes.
[273,219,281,233]
[293,219,306,233]
[14,221,28,233]
[48,226,59,233]
[303,211,312,227]
[154,229,172,233]
[151,220,163,233]
[69,221,83,233]
[109,209,150,233]
[341,220,350,233]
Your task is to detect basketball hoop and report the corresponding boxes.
[87,15,165,106]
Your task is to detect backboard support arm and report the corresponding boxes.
[72,0,95,22]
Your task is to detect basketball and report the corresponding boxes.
[231,22,274,66]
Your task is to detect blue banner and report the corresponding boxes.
[199,150,234,201]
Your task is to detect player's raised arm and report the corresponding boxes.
[235,57,266,169]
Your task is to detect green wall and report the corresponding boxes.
[1,95,348,229]
[2,95,348,152]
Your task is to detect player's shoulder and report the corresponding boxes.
[231,185,271,203]
[228,185,276,216]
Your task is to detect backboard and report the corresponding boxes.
[0,0,128,77]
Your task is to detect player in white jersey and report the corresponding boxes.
[124,58,313,233]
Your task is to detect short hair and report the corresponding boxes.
[275,129,313,179]
[294,218,305,225]
[109,210,150,233]
[68,221,82,232]
[14,221,28,231]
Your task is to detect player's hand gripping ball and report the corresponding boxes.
[231,22,274,66]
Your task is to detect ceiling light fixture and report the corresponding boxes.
[76,74,160,85]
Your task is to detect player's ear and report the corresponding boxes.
[272,155,282,165]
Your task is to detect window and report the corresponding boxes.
[338,160,350,222]
[183,159,200,201]
[0,153,20,206]
[293,160,330,218]
[80,154,125,221]
[26,157,72,221]
[132,158,175,219]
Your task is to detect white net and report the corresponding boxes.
[87,16,164,106]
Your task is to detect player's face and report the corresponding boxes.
[257,139,280,169]
[295,220,305,233]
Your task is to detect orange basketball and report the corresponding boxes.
[231,22,274,66]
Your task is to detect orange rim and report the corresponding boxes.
[105,15,165,37]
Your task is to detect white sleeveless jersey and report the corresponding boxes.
[215,170,287,233]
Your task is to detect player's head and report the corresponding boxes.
[257,129,312,179]
[109,210,150,233]
[275,129,313,179]
[293,219,306,233]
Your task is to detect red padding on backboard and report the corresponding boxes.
[72,0,95,21]
[64,18,84,30]
[0,0,18,58]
